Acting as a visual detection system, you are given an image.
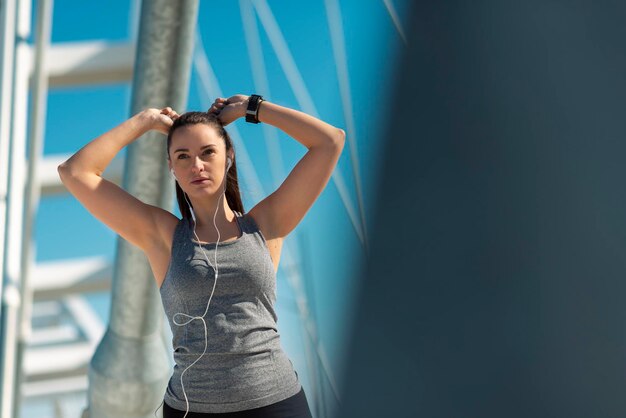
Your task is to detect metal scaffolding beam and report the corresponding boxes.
[0,0,31,416]
[0,0,16,334]
[40,154,125,196]
[13,1,54,416]
[47,41,135,87]
[31,257,112,300]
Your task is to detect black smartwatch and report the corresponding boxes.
[245,94,264,124]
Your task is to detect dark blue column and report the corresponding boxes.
[338,2,626,417]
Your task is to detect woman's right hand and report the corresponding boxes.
[138,107,180,134]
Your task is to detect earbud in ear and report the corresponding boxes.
[227,157,232,170]
[170,169,177,179]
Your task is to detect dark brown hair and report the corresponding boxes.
[166,112,244,219]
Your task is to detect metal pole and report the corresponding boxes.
[0,0,31,416]
[85,1,199,417]
[0,0,17,416]
[13,0,53,416]
[0,0,17,313]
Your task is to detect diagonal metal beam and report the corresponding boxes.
[324,0,370,253]
[251,0,365,246]
[239,0,286,189]
[382,0,407,45]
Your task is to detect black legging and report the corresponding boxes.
[163,387,313,418]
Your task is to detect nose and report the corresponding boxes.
[191,156,204,174]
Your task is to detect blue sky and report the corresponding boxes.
[34,0,409,411]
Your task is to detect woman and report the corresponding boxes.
[58,94,345,418]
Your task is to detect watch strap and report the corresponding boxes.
[246,94,264,123]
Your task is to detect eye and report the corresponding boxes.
[177,154,189,160]
[203,149,215,155]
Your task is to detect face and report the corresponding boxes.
[168,124,230,196]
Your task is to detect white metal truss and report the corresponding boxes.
[40,153,125,197]
[0,0,17,338]
[1,0,32,416]
[0,2,135,416]
[46,41,135,87]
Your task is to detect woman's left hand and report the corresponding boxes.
[208,94,249,126]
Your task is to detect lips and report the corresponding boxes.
[191,177,209,184]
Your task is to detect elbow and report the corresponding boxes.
[311,128,345,152]
[58,160,102,184]
[57,162,67,181]
[333,128,346,149]
[334,128,346,150]
[57,161,74,183]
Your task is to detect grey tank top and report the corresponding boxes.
[159,211,301,413]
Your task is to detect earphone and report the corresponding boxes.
[158,156,232,418]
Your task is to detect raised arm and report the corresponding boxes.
[57,108,179,252]
[209,95,345,239]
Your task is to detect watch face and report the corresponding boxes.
[248,95,262,110]
[246,95,262,123]
[247,96,258,110]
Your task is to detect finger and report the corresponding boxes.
[160,115,174,126]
